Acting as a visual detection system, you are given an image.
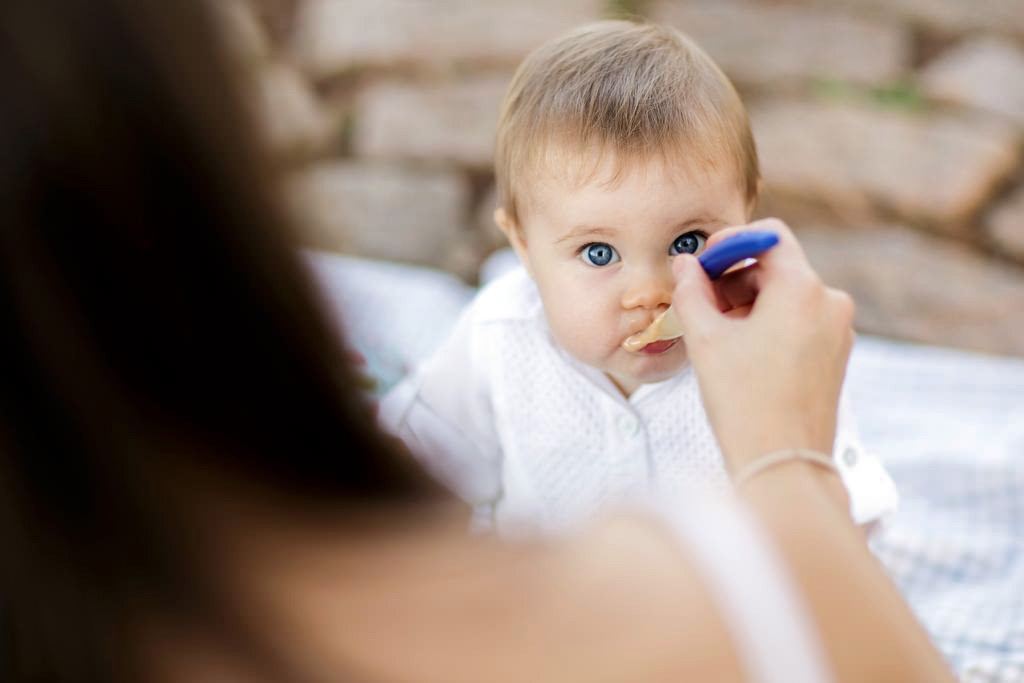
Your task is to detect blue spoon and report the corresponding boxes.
[698,230,779,280]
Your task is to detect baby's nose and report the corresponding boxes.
[621,269,674,311]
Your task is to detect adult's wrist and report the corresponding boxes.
[737,457,850,518]
[733,449,837,488]
[718,423,834,476]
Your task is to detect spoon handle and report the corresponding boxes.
[698,231,779,280]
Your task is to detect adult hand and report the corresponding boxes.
[673,219,855,473]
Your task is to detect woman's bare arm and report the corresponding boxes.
[216,504,743,683]
[670,219,954,681]
[220,483,949,683]
[742,464,954,682]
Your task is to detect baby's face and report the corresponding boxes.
[504,153,750,396]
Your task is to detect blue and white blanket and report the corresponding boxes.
[310,250,1024,682]
[850,339,1024,682]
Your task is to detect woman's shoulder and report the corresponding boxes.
[316,510,743,683]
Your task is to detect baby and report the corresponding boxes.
[381,20,898,535]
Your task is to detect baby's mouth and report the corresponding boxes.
[622,307,684,352]
[637,338,680,355]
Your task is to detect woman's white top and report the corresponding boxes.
[380,267,899,535]
[652,492,836,683]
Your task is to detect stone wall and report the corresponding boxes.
[224,0,1024,356]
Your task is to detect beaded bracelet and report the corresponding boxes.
[734,448,838,487]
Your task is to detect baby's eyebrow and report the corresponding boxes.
[555,224,617,243]
[674,215,726,231]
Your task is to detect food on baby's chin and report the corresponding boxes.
[622,307,683,352]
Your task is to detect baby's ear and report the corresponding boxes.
[494,207,519,242]
[745,179,763,220]
[494,208,531,269]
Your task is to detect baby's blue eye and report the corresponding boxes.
[580,242,619,267]
[670,231,708,256]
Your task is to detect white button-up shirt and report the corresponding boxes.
[381,267,899,535]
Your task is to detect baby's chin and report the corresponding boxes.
[612,339,690,384]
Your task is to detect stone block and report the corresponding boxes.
[287,161,470,268]
[652,0,910,87]
[920,37,1024,126]
[751,100,1021,229]
[353,76,510,168]
[798,224,1024,356]
[213,0,271,65]
[986,184,1024,263]
[812,0,1024,39]
[292,0,603,77]
[255,63,333,154]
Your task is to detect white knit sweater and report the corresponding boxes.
[381,267,899,535]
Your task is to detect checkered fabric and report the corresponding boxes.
[848,338,1024,682]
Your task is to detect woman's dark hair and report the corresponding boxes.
[0,0,436,679]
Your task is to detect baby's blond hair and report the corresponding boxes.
[495,20,759,224]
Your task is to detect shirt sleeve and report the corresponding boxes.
[833,388,900,526]
[378,306,503,507]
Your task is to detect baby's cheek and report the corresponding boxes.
[544,300,617,365]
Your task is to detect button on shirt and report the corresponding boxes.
[380,267,899,535]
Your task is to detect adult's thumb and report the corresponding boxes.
[671,254,721,340]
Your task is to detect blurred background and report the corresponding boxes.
[222,0,1024,357]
